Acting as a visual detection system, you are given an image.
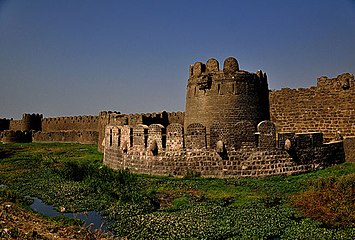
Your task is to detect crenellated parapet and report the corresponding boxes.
[103,121,344,177]
[41,115,98,132]
[104,120,336,154]
[98,110,185,152]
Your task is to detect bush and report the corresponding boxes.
[292,173,355,227]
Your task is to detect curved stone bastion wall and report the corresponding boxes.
[103,122,345,177]
[185,57,270,149]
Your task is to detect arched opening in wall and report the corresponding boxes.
[218,84,221,94]
[232,83,235,94]
[109,129,113,147]
[194,87,197,96]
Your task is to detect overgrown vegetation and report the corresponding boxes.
[1,143,354,239]
[292,173,355,228]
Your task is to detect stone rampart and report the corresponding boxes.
[270,73,355,140]
[103,123,345,177]
[104,141,343,178]
[41,115,99,132]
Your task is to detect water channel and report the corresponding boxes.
[28,197,112,232]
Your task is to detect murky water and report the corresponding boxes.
[29,197,112,232]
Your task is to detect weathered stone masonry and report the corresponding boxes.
[270,73,355,139]
[103,123,344,178]
[103,57,346,178]
[1,57,353,174]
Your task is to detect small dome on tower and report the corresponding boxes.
[206,58,219,72]
[223,57,239,74]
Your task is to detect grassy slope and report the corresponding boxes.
[0,143,354,239]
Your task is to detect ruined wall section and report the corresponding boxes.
[270,73,355,139]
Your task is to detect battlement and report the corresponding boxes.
[103,121,344,177]
[97,110,185,151]
[41,115,99,132]
[104,121,328,152]
[187,57,268,94]
[22,113,43,119]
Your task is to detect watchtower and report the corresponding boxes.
[22,113,43,131]
[184,57,270,149]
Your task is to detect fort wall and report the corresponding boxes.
[9,120,23,131]
[41,115,99,132]
[32,131,98,144]
[270,73,355,140]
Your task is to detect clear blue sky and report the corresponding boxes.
[1,0,355,119]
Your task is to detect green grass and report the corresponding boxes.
[1,142,354,239]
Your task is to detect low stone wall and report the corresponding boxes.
[104,141,344,178]
[32,131,98,144]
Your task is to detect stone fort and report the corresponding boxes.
[1,57,354,177]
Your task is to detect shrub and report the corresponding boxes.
[292,173,355,227]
